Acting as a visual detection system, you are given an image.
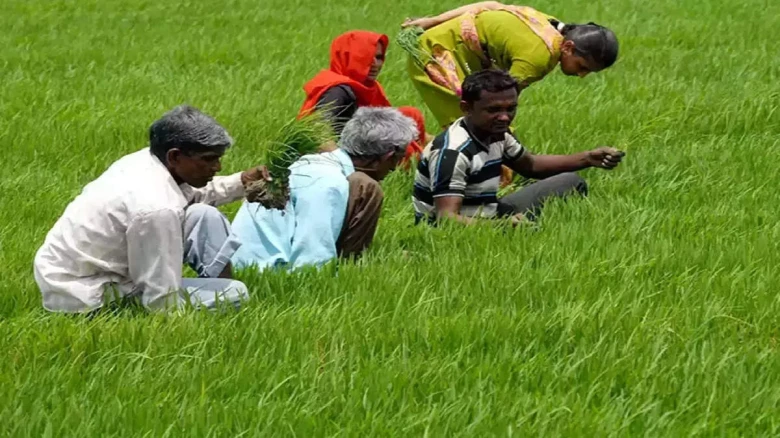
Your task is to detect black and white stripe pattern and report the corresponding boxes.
[413,118,525,220]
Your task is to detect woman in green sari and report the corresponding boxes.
[401,2,620,129]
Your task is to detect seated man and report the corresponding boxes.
[33,105,275,313]
[231,107,417,270]
[413,69,625,225]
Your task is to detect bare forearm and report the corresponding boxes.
[521,152,590,179]
[423,1,504,28]
[443,2,502,17]
[191,173,245,205]
[437,210,479,225]
[434,196,479,225]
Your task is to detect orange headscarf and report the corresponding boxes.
[299,31,391,118]
[397,106,426,163]
[299,30,426,165]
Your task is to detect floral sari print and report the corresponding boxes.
[424,5,563,94]
[424,46,465,96]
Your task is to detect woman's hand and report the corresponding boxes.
[402,2,507,30]
[402,17,436,30]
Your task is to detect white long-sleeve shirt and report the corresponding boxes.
[33,148,246,313]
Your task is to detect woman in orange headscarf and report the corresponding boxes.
[299,30,430,166]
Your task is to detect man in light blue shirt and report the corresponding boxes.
[231,107,418,270]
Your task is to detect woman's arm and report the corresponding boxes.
[315,85,358,137]
[402,1,505,30]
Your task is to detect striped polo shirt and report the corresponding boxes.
[413,118,526,220]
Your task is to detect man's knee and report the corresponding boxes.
[182,204,239,278]
[184,204,230,233]
[555,172,588,197]
[185,203,226,221]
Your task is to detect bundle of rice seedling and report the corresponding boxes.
[395,26,431,70]
[245,112,335,209]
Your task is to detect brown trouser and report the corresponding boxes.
[336,172,384,259]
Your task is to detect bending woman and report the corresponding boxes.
[299,30,430,165]
[401,2,619,129]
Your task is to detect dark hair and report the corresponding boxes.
[149,105,233,163]
[461,69,520,104]
[550,20,619,69]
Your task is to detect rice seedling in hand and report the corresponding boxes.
[395,26,430,70]
[245,112,335,209]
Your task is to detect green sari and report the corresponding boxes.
[405,6,564,128]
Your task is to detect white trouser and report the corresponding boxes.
[178,204,249,310]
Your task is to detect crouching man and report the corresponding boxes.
[231,107,418,270]
[33,105,276,313]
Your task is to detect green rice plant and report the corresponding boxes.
[245,112,335,209]
[4,0,780,434]
[395,25,431,70]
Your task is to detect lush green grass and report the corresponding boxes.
[2,0,780,435]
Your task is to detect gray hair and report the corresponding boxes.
[149,105,233,162]
[338,107,417,158]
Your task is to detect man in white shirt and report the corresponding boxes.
[33,105,275,313]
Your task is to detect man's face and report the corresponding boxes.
[461,88,518,136]
[167,147,226,188]
[373,147,405,181]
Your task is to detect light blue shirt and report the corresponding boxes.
[231,149,354,271]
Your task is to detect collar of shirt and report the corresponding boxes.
[458,118,499,151]
[143,149,194,208]
[331,148,355,177]
[292,148,355,178]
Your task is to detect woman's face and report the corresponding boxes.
[367,41,386,82]
[559,40,601,77]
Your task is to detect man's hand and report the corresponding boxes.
[240,165,272,187]
[243,166,290,209]
[510,212,531,227]
[586,147,625,170]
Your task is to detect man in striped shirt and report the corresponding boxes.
[413,69,625,225]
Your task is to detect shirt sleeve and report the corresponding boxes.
[126,208,185,311]
[184,172,245,206]
[289,179,349,268]
[501,133,526,162]
[315,85,358,136]
[429,148,471,198]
